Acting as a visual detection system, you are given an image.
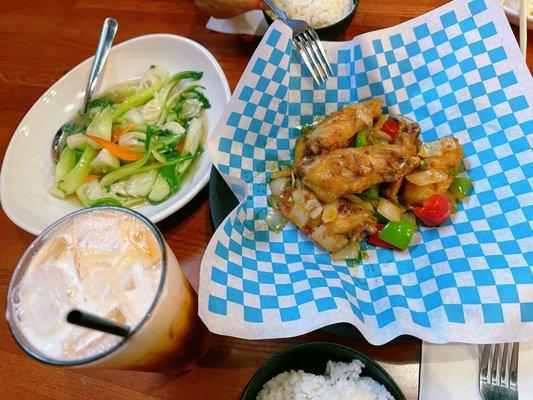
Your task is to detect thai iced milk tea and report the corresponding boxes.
[7,208,211,371]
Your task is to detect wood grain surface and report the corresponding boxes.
[0,1,531,399]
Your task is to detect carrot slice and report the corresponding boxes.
[86,135,142,161]
[85,174,101,182]
[111,123,135,143]
[176,136,186,154]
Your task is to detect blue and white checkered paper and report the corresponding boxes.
[200,0,533,344]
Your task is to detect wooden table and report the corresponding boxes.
[0,1,531,399]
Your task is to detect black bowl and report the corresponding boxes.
[263,1,359,41]
[241,342,406,399]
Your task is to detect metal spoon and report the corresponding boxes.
[51,17,118,162]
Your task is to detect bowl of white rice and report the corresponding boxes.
[241,342,405,400]
[264,0,359,40]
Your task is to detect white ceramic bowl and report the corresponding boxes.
[503,4,533,30]
[0,34,231,235]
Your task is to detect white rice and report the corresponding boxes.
[256,359,395,400]
[272,0,354,28]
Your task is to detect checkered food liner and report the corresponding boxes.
[199,0,533,344]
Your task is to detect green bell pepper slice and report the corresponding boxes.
[355,128,370,147]
[449,177,472,200]
[378,218,416,250]
[359,185,379,200]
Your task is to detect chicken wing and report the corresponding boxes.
[277,186,377,252]
[381,118,421,203]
[304,98,383,155]
[296,146,419,203]
[401,136,463,207]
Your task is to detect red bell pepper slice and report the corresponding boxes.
[413,194,451,227]
[367,224,398,249]
[380,118,400,140]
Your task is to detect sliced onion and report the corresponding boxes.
[118,131,146,147]
[342,194,374,211]
[309,205,323,219]
[332,241,360,261]
[289,204,308,227]
[269,177,289,196]
[292,188,305,204]
[322,202,338,223]
[163,121,185,136]
[418,141,443,158]
[311,225,347,252]
[375,129,393,143]
[304,197,321,211]
[406,169,449,186]
[265,208,288,233]
[377,197,404,222]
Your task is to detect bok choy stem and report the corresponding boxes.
[57,146,97,194]
[112,71,203,120]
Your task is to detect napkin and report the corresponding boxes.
[420,341,533,399]
[206,10,269,36]
[199,0,533,344]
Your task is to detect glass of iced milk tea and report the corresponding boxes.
[5,207,211,372]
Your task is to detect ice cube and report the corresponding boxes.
[63,327,119,360]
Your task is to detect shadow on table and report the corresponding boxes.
[156,186,210,234]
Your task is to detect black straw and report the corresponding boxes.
[67,309,130,337]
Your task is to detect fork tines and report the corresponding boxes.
[293,28,333,85]
[479,343,519,400]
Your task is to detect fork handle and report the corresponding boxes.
[262,0,288,23]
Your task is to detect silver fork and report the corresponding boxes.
[262,0,333,84]
[479,343,519,400]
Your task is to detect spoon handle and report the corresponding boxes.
[83,17,118,112]
[262,0,288,23]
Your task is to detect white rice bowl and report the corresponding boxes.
[256,359,394,400]
[271,0,354,28]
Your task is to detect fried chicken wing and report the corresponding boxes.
[277,187,377,252]
[267,97,468,255]
[304,98,382,155]
[381,118,421,203]
[296,145,419,203]
[401,136,464,207]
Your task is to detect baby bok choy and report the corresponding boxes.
[49,65,210,208]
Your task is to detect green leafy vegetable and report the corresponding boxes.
[191,88,211,109]
[62,122,78,135]
[88,97,115,109]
